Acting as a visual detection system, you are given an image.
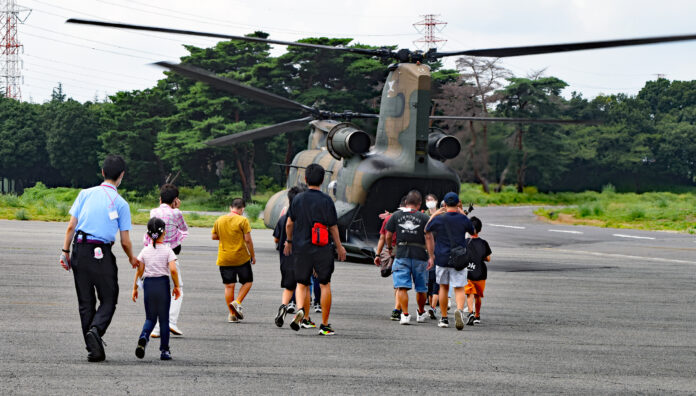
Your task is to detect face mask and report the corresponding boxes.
[426,201,437,209]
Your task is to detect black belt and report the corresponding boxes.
[74,230,113,246]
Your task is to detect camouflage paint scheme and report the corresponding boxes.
[263,63,460,259]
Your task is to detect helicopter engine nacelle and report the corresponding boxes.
[428,130,461,161]
[326,122,372,160]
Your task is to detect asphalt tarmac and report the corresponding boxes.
[1,207,695,394]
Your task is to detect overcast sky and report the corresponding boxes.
[13,0,696,103]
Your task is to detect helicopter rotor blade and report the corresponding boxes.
[206,117,313,147]
[434,33,696,58]
[430,116,599,125]
[66,19,384,57]
[155,61,314,112]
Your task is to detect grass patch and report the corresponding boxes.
[2,182,695,232]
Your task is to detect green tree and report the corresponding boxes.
[44,99,102,187]
[97,87,177,190]
[0,97,48,191]
[496,76,570,191]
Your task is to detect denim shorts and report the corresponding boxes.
[436,266,468,288]
[392,258,428,293]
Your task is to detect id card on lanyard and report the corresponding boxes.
[102,184,119,221]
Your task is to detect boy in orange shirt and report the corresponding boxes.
[464,217,492,325]
[212,198,256,323]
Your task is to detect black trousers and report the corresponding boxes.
[71,242,119,341]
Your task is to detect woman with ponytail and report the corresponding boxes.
[132,217,181,360]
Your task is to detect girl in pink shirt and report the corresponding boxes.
[132,218,181,360]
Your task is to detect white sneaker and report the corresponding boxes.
[400,313,411,325]
[286,302,297,314]
[151,328,160,338]
[230,301,244,320]
[454,309,465,331]
[228,313,238,323]
[169,324,183,336]
[416,311,428,323]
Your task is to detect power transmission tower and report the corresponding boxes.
[1,0,30,101]
[413,14,447,51]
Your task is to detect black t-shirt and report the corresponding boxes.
[385,209,430,261]
[465,237,492,280]
[288,189,338,254]
[273,213,292,265]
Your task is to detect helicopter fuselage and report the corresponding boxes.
[263,63,461,260]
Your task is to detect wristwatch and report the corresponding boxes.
[286,240,292,244]
[61,249,70,253]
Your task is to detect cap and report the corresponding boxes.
[443,192,460,206]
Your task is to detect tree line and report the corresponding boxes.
[1,33,695,197]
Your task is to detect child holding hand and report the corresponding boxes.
[132,217,181,360]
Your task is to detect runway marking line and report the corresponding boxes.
[542,248,696,265]
[613,233,655,240]
[548,229,583,234]
[489,223,526,230]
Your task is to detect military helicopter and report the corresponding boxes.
[68,18,696,260]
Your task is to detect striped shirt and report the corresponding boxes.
[143,204,188,248]
[137,243,177,278]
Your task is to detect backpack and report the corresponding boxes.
[443,219,471,271]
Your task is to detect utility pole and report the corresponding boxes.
[1,0,30,101]
[413,14,447,51]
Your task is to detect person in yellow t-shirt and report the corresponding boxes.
[212,198,256,323]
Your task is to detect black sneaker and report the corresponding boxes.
[390,309,402,321]
[301,318,316,328]
[318,323,335,336]
[474,316,481,325]
[135,337,147,359]
[427,307,437,320]
[160,349,172,360]
[290,309,304,332]
[466,313,475,326]
[85,327,105,362]
[438,317,449,328]
[275,304,287,327]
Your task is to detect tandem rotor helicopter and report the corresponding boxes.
[68,18,696,260]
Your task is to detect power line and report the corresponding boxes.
[23,31,157,60]
[24,24,174,58]
[24,61,151,85]
[98,0,414,39]
[24,54,155,82]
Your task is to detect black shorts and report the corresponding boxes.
[427,268,438,296]
[219,261,253,284]
[280,256,296,291]
[293,248,334,286]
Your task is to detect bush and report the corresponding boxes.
[245,203,263,220]
[14,209,29,220]
[1,194,22,207]
[579,205,592,217]
[602,183,616,194]
[627,207,646,220]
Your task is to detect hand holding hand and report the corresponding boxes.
[59,253,71,271]
[172,286,181,300]
[129,256,140,269]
